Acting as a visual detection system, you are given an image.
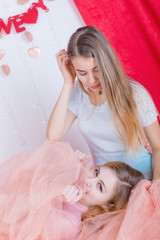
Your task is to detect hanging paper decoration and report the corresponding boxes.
[21,6,39,24]
[0,0,49,35]
[28,47,41,58]
[0,49,5,60]
[17,0,30,5]
[25,31,33,41]
[1,64,10,75]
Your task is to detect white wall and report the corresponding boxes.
[0,0,91,163]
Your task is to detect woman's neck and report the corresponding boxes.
[79,199,89,208]
[88,89,107,106]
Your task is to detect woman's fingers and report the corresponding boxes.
[56,50,69,67]
[64,185,79,200]
[56,49,68,59]
[75,150,86,159]
[56,49,65,57]
[62,185,83,204]
[69,187,83,204]
[55,49,76,84]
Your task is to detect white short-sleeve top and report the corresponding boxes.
[68,80,158,166]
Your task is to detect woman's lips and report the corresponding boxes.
[90,83,100,89]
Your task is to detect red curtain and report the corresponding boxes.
[73,0,160,113]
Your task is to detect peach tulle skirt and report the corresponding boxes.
[0,141,90,240]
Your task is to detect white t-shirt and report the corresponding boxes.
[68,80,158,168]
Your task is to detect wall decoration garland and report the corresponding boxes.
[1,64,10,75]
[0,49,5,59]
[28,46,41,58]
[25,30,33,41]
[0,0,54,153]
[0,0,49,35]
[17,0,30,5]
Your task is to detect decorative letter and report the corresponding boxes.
[0,18,12,34]
[0,0,49,35]
[12,15,25,33]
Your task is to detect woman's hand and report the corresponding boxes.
[74,149,87,160]
[62,185,83,205]
[56,49,76,85]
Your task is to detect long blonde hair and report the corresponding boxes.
[67,26,145,152]
[81,161,144,221]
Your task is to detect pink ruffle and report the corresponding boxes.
[0,141,90,240]
[1,141,159,239]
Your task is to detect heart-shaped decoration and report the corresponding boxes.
[17,0,29,5]
[28,47,41,58]
[25,31,33,42]
[21,7,38,24]
[1,64,10,75]
[0,49,5,60]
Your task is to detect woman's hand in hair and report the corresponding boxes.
[56,49,76,85]
[62,185,83,205]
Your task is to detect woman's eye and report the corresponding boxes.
[98,183,102,192]
[95,168,98,177]
[80,73,86,76]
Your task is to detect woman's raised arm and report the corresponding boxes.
[46,49,77,141]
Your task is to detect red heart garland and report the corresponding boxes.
[21,7,38,24]
[0,1,49,35]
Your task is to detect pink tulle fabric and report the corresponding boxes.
[0,141,91,240]
[75,179,160,240]
[0,141,159,239]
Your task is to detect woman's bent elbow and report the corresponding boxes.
[46,130,62,141]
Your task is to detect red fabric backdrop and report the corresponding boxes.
[73,0,160,113]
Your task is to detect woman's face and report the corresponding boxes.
[80,166,118,208]
[71,56,102,93]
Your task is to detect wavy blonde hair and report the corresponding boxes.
[81,161,144,221]
[67,26,145,152]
